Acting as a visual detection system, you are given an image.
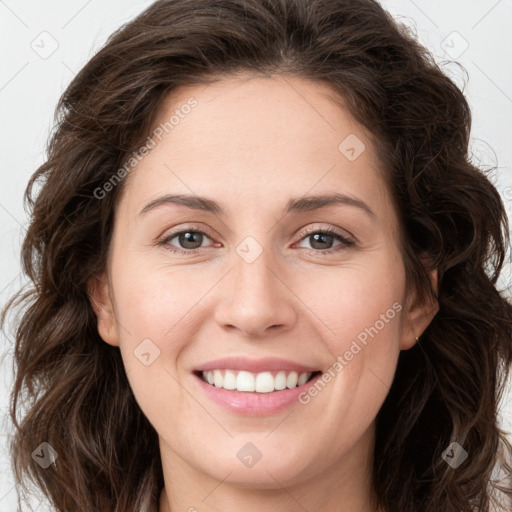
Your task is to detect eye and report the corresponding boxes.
[159,225,356,255]
[294,226,356,254]
[160,229,215,254]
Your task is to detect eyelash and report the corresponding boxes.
[158,225,356,256]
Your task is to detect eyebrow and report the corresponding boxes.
[138,192,376,219]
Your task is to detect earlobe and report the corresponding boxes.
[87,272,120,347]
[400,268,439,350]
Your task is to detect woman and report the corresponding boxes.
[3,0,512,511]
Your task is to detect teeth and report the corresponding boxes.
[287,371,298,388]
[237,371,255,392]
[297,372,309,386]
[222,370,237,390]
[201,369,314,393]
[213,369,223,388]
[274,371,287,390]
[255,372,274,393]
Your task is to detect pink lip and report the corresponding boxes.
[193,371,323,416]
[194,356,319,374]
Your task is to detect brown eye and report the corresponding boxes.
[161,230,213,253]
[295,227,356,253]
[159,225,356,256]
[176,231,205,250]
[307,232,336,250]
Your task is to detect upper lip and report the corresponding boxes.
[194,357,320,374]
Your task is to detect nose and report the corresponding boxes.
[214,246,298,339]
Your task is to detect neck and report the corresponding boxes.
[159,480,383,512]
[158,424,384,512]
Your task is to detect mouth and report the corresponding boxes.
[193,369,323,393]
[191,358,325,415]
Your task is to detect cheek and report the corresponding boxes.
[111,264,198,421]
[310,259,404,390]
[315,266,403,341]
[112,261,218,383]
[116,262,201,336]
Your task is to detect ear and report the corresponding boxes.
[87,272,120,347]
[399,266,439,350]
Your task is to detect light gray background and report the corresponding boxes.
[1,0,511,510]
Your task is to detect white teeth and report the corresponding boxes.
[222,370,237,390]
[213,369,223,388]
[236,371,255,392]
[255,372,274,393]
[286,371,298,389]
[201,369,314,392]
[274,371,287,390]
[297,372,309,386]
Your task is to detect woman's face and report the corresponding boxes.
[90,75,437,506]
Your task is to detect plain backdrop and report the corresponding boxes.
[1,0,511,510]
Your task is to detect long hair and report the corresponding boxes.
[2,1,512,511]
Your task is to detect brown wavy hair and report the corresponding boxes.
[2,0,512,511]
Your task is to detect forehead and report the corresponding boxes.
[120,74,394,226]
[150,74,370,160]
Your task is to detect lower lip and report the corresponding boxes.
[192,372,323,416]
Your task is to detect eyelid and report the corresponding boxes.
[158,223,217,248]
[159,223,357,254]
[295,223,356,245]
[159,222,216,240]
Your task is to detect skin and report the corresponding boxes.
[88,74,438,512]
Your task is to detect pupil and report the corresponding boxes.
[311,233,332,249]
[180,231,202,249]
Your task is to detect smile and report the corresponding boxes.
[192,356,324,415]
[198,369,321,393]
